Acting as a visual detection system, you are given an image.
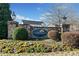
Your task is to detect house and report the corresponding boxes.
[62,22,79,32]
[22,20,43,27]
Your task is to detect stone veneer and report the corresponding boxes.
[8,21,32,39]
[7,21,60,39]
[8,21,18,39]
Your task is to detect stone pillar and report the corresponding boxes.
[8,21,18,39]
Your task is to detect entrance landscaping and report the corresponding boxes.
[0,39,79,56]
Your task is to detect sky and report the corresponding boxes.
[10,3,79,24]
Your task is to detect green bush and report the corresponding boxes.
[61,32,79,48]
[12,27,28,40]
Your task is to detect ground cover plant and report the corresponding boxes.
[0,39,78,56]
[0,40,53,53]
[0,39,76,54]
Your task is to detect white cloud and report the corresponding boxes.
[15,15,40,24]
[16,15,31,20]
[15,15,32,24]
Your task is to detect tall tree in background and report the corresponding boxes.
[40,4,79,27]
[0,3,12,39]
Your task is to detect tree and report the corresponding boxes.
[40,4,79,27]
[0,3,12,39]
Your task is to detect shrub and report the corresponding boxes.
[14,42,28,53]
[0,40,53,53]
[61,44,73,51]
[51,42,73,52]
[0,40,75,53]
[61,32,79,48]
[26,42,52,53]
[2,47,14,53]
[48,30,60,41]
[12,27,28,40]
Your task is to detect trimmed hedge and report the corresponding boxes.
[61,32,79,48]
[48,30,60,41]
[12,27,28,40]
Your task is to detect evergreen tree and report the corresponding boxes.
[0,3,12,39]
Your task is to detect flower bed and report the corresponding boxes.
[0,39,76,55]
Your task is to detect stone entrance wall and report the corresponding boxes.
[8,21,60,39]
[8,21,18,39]
[30,27,59,39]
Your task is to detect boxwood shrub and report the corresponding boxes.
[12,27,28,40]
